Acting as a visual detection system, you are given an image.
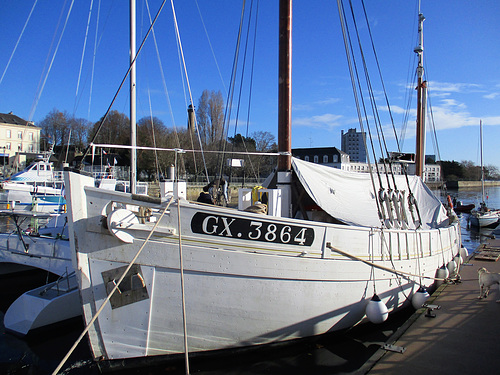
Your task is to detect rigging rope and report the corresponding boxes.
[144,0,186,177]
[52,197,175,375]
[214,0,247,183]
[170,0,210,183]
[337,0,384,225]
[0,0,39,85]
[225,0,261,183]
[29,0,75,122]
[79,0,167,167]
[326,243,446,282]
[87,0,101,120]
[73,0,94,115]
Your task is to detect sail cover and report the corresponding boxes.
[292,157,449,229]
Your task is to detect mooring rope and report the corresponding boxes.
[52,197,174,375]
[326,242,445,281]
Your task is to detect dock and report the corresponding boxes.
[361,239,500,374]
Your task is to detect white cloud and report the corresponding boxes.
[293,113,343,129]
[316,97,341,105]
[293,103,314,111]
[427,81,481,93]
[484,92,500,100]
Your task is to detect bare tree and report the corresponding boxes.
[39,109,91,152]
[39,109,71,148]
[251,131,277,178]
[196,90,225,146]
[88,110,130,146]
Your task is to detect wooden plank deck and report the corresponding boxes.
[360,239,500,374]
[474,239,500,261]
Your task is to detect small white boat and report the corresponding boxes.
[4,272,81,336]
[0,157,66,214]
[470,204,500,228]
[469,121,500,228]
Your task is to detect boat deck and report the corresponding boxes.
[362,239,500,374]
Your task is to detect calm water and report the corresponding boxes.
[1,186,499,375]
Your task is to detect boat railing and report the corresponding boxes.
[40,270,76,296]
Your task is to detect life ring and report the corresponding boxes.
[447,195,453,209]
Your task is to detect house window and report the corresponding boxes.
[28,144,34,152]
[18,144,22,151]
[6,143,11,150]
[323,155,328,163]
[6,130,11,138]
[333,155,338,162]
[305,156,310,162]
[29,132,34,141]
[314,155,319,163]
[18,131,23,139]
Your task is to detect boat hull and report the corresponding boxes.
[4,274,81,335]
[469,210,500,228]
[64,171,461,361]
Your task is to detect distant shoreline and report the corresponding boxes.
[445,180,500,189]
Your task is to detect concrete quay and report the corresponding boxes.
[361,239,500,375]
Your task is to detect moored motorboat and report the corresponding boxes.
[0,156,66,214]
[452,198,475,214]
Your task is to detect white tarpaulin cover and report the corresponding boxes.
[292,157,449,229]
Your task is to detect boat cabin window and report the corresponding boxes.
[47,165,51,171]
[39,164,45,171]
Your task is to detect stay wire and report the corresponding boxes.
[226,0,260,182]
[337,0,384,225]
[0,0,38,85]
[214,0,247,182]
[170,0,209,182]
[80,0,167,168]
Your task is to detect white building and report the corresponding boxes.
[293,146,441,183]
[0,112,41,167]
[341,128,367,163]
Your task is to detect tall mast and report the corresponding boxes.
[130,0,137,193]
[414,12,426,178]
[278,0,292,171]
[480,120,485,204]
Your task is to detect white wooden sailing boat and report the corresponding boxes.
[469,120,500,228]
[62,0,462,369]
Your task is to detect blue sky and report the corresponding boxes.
[1,0,499,168]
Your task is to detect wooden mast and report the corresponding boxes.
[415,12,426,178]
[278,0,292,171]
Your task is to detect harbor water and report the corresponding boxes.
[1,186,499,375]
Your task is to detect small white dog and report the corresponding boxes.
[478,267,500,302]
